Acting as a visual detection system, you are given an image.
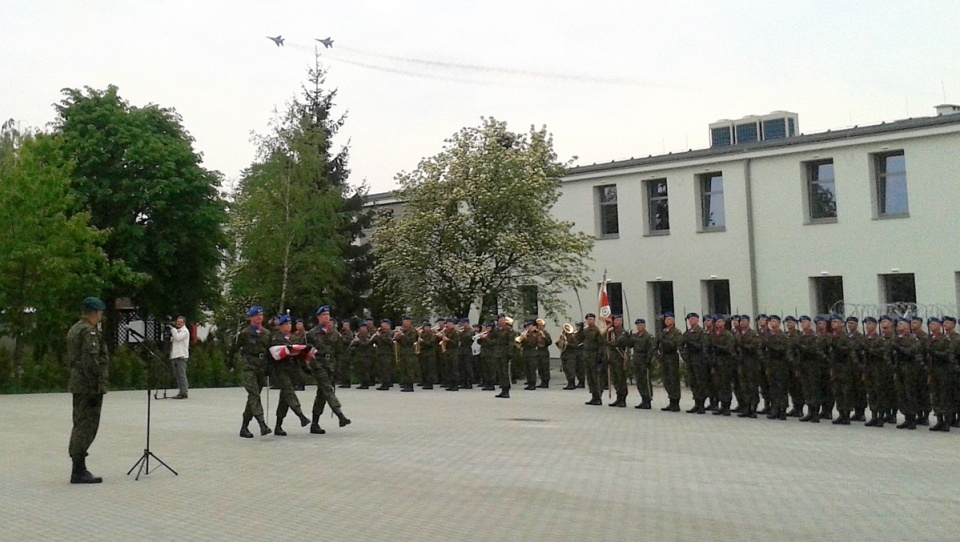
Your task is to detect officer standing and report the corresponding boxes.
[681,313,708,414]
[605,315,631,407]
[631,318,656,409]
[580,314,604,405]
[657,312,683,412]
[67,297,109,484]
[230,306,273,438]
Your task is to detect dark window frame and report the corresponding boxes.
[698,172,725,232]
[645,179,670,235]
[805,159,838,222]
[874,151,908,218]
[597,184,620,238]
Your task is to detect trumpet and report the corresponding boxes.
[473,331,489,341]
[514,329,529,348]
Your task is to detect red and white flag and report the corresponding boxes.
[598,276,612,333]
[269,344,315,362]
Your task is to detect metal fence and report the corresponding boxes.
[829,300,960,320]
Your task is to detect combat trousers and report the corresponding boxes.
[358,352,376,386]
[686,356,709,405]
[758,357,771,405]
[419,352,437,385]
[377,354,394,386]
[69,393,103,460]
[400,352,418,385]
[739,356,761,408]
[584,350,602,397]
[931,364,958,417]
[311,364,342,418]
[458,350,472,387]
[711,358,733,404]
[851,364,868,413]
[498,355,512,391]
[274,362,305,423]
[635,360,653,400]
[767,358,789,413]
[522,351,538,386]
[537,350,551,386]
[481,353,497,387]
[787,363,804,411]
[800,359,826,413]
[918,365,931,413]
[895,363,921,416]
[661,355,681,401]
[867,360,894,416]
[831,363,853,414]
[575,351,586,385]
[561,351,578,386]
[443,351,459,387]
[609,351,628,398]
[242,366,268,419]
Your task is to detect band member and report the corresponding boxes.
[519,320,540,390]
[354,322,376,389]
[493,317,517,398]
[396,317,420,392]
[372,319,396,390]
[556,323,579,390]
[535,319,552,388]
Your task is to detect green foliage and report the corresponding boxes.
[0,122,110,362]
[52,86,228,322]
[372,118,594,321]
[225,53,372,322]
[0,345,14,393]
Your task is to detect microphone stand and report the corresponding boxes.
[126,327,178,481]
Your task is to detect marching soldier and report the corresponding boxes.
[815,316,835,420]
[372,319,396,391]
[535,319,553,388]
[580,314,604,405]
[269,315,311,436]
[845,316,868,421]
[702,315,717,410]
[736,314,762,418]
[305,306,351,432]
[681,313,708,414]
[657,312,683,412]
[230,305,273,438]
[605,315,631,407]
[66,297,109,484]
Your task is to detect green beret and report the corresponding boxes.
[83,297,106,311]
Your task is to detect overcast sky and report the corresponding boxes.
[4,1,959,194]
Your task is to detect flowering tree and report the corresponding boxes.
[373,118,593,320]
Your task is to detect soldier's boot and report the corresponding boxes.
[240,414,254,438]
[585,393,601,406]
[786,404,802,417]
[706,399,717,412]
[334,408,351,427]
[757,401,770,415]
[737,404,753,418]
[732,403,744,414]
[576,380,586,388]
[608,394,621,407]
[951,413,960,428]
[685,399,701,413]
[70,458,103,484]
[851,408,866,422]
[713,402,726,415]
[274,420,287,436]
[917,411,930,426]
[766,406,778,420]
[377,383,390,390]
[495,390,510,399]
[778,407,787,420]
[832,411,851,425]
[819,406,833,420]
[310,423,326,434]
[896,413,912,429]
[929,415,945,432]
[401,384,414,392]
[885,410,898,424]
[799,407,816,422]
[639,396,653,410]
[670,399,681,412]
[255,415,272,436]
[716,402,731,416]
[293,408,310,428]
[563,380,576,390]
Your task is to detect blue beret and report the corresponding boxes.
[278,315,291,325]
[524,320,535,327]
[910,316,923,323]
[846,316,859,323]
[686,312,699,319]
[927,317,942,325]
[830,314,844,322]
[784,316,797,323]
[740,314,751,320]
[715,314,727,321]
[498,313,506,318]
[445,318,456,324]
[459,317,469,323]
[879,315,893,323]
[585,313,596,318]
[365,316,374,321]
[897,317,911,324]
[484,321,495,327]
[421,320,432,326]
[83,297,106,311]
[799,315,812,322]
[768,314,781,321]
[663,312,675,318]
[359,322,368,328]
[863,316,877,324]
[315,305,330,316]
[943,316,957,324]
[634,318,645,324]
[402,315,412,321]
[612,314,623,320]
[703,314,715,322]
[814,315,827,323]
[247,305,264,317]
[381,318,392,325]
[756,314,767,320]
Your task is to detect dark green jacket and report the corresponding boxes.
[67,319,109,394]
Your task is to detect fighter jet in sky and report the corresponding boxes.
[315,37,334,48]
[267,35,284,47]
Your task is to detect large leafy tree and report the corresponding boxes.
[52,86,228,321]
[0,121,109,362]
[372,118,594,321]
[226,54,371,322]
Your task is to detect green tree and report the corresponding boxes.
[226,54,371,322]
[372,117,594,321]
[52,86,227,323]
[0,121,109,364]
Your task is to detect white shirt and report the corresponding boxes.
[170,325,190,359]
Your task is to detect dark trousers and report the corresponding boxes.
[69,393,103,459]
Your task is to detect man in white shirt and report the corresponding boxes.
[170,316,190,399]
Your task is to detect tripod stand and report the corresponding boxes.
[126,327,178,481]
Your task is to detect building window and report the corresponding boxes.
[519,285,538,319]
[645,179,670,233]
[698,172,725,231]
[703,280,731,315]
[735,122,758,144]
[787,118,796,137]
[605,282,624,317]
[880,273,916,304]
[648,281,674,332]
[597,184,619,238]
[811,276,844,315]
[711,127,732,147]
[762,118,787,140]
[806,160,837,221]
[875,151,908,217]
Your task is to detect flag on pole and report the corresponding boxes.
[598,273,611,334]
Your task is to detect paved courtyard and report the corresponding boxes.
[2,383,959,541]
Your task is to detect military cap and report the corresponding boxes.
[879,315,893,323]
[910,315,923,323]
[497,313,506,318]
[756,314,768,321]
[278,315,291,326]
[612,314,623,320]
[663,311,675,318]
[459,317,469,323]
[942,316,957,324]
[380,318,392,325]
[768,314,781,321]
[585,313,596,319]
[686,312,699,319]
[740,314,751,320]
[401,315,412,321]
[799,315,812,322]
[715,314,727,321]
[634,318,645,324]
[784,315,797,323]
[863,316,877,324]
[83,297,106,311]
[315,305,330,316]
[359,322,368,328]
[247,305,264,317]
[846,316,859,323]
[703,314,715,322]
[484,321,495,327]
[897,317,911,324]
[365,316,374,321]
[927,317,942,325]
[814,315,827,323]
[421,320,432,326]
[830,314,844,322]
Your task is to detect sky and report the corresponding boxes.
[4,1,960,195]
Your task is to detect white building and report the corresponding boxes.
[555,106,960,326]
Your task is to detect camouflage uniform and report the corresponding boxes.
[580,323,604,405]
[67,317,109,479]
[230,323,273,436]
[681,325,708,413]
[536,328,553,387]
[306,324,350,431]
[269,329,310,434]
[605,326,631,406]
[631,330,657,408]
[657,326,683,411]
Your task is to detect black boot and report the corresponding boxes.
[70,458,103,484]
[377,383,390,390]
[446,384,460,391]
[930,415,945,432]
[495,390,510,398]
[297,412,310,427]
[897,413,914,429]
[732,403,744,414]
[563,381,577,390]
[951,414,960,428]
[917,411,930,426]
[757,401,770,415]
[335,409,352,427]
[706,399,717,412]
[240,414,254,438]
[638,397,652,410]
[766,406,779,420]
[310,423,326,434]
[576,381,585,388]
[256,415,272,436]
[885,410,897,424]
[737,404,752,418]
[820,406,833,420]
[585,394,601,406]
[832,411,851,425]
[786,404,803,417]
[401,384,414,392]
[274,422,287,436]
[799,406,816,422]
[851,408,866,422]
[719,402,731,416]
[686,400,701,413]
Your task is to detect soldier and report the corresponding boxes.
[815,316,835,420]
[477,321,497,391]
[556,323,579,390]
[493,317,517,398]
[372,319,396,391]
[535,319,553,388]
[580,313,604,405]
[269,315,311,436]
[574,321,586,388]
[925,317,956,432]
[230,305,273,438]
[795,316,827,423]
[827,314,855,425]
[337,320,355,388]
[305,306,351,432]
[942,316,960,428]
[710,315,736,416]
[891,317,921,429]
[416,320,436,389]
[846,316,868,421]
[783,316,805,418]
[438,319,459,391]
[878,315,900,424]
[457,318,475,390]
[519,320,540,390]
[605,315,631,407]
[755,314,772,414]
[862,316,890,427]
[396,316,420,392]
[737,314,762,418]
[657,312,683,412]
[632,318,656,409]
[354,322,376,389]
[67,297,109,484]
[762,315,790,420]
[910,316,931,426]
[681,313,708,414]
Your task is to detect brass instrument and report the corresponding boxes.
[473,331,489,341]
[556,323,575,352]
[536,318,545,327]
[504,316,514,327]
[437,329,448,353]
[414,326,424,355]
[514,329,529,349]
